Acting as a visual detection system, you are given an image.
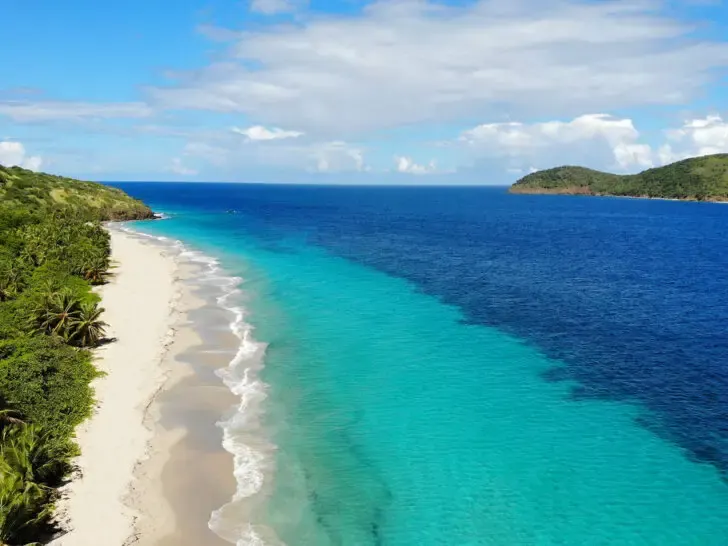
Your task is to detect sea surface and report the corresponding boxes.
[113,183,728,545]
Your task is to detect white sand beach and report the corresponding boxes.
[50,229,180,546]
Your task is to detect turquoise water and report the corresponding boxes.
[130,211,728,546]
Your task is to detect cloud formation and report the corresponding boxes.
[659,115,728,164]
[231,125,303,141]
[177,132,367,176]
[460,114,655,171]
[395,156,438,175]
[158,113,728,181]
[3,0,726,182]
[460,112,728,177]
[169,157,198,176]
[310,141,367,173]
[0,141,42,170]
[149,0,728,135]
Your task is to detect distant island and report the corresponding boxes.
[509,154,728,202]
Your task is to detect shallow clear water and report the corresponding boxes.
[117,184,728,545]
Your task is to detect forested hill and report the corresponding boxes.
[0,164,153,220]
[509,154,728,201]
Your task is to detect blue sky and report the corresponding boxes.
[1,0,728,184]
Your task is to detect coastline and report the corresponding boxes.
[508,187,728,202]
[51,222,273,545]
[50,229,182,545]
[127,254,239,546]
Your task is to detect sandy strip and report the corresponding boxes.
[125,258,237,546]
[51,229,181,546]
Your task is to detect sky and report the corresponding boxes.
[1,0,728,184]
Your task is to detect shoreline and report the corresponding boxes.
[508,187,728,203]
[128,254,238,546]
[52,224,273,546]
[50,229,182,546]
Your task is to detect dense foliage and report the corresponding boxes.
[0,165,153,220]
[509,154,728,201]
[0,164,151,544]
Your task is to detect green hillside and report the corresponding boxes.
[0,164,153,220]
[509,154,728,201]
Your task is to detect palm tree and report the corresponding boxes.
[70,302,108,347]
[1,426,64,487]
[0,278,16,303]
[0,469,50,545]
[0,426,59,544]
[17,232,46,268]
[0,265,23,302]
[80,255,111,285]
[32,290,81,340]
[0,396,23,431]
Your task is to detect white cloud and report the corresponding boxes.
[461,114,640,150]
[458,113,728,176]
[460,114,654,171]
[231,125,303,141]
[311,141,367,173]
[169,157,198,176]
[0,141,42,170]
[0,101,153,122]
[395,156,438,175]
[249,0,306,15]
[612,142,654,170]
[23,156,42,171]
[660,115,728,163]
[179,131,367,174]
[149,0,728,135]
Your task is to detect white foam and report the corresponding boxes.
[208,266,282,545]
[211,292,274,544]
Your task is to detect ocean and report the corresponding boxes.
[113,183,728,545]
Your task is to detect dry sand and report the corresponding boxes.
[51,229,181,546]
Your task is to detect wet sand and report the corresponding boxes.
[130,260,239,545]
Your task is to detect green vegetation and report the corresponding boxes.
[509,154,728,201]
[1,164,152,221]
[0,164,153,544]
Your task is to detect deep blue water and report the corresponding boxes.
[113,183,728,544]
